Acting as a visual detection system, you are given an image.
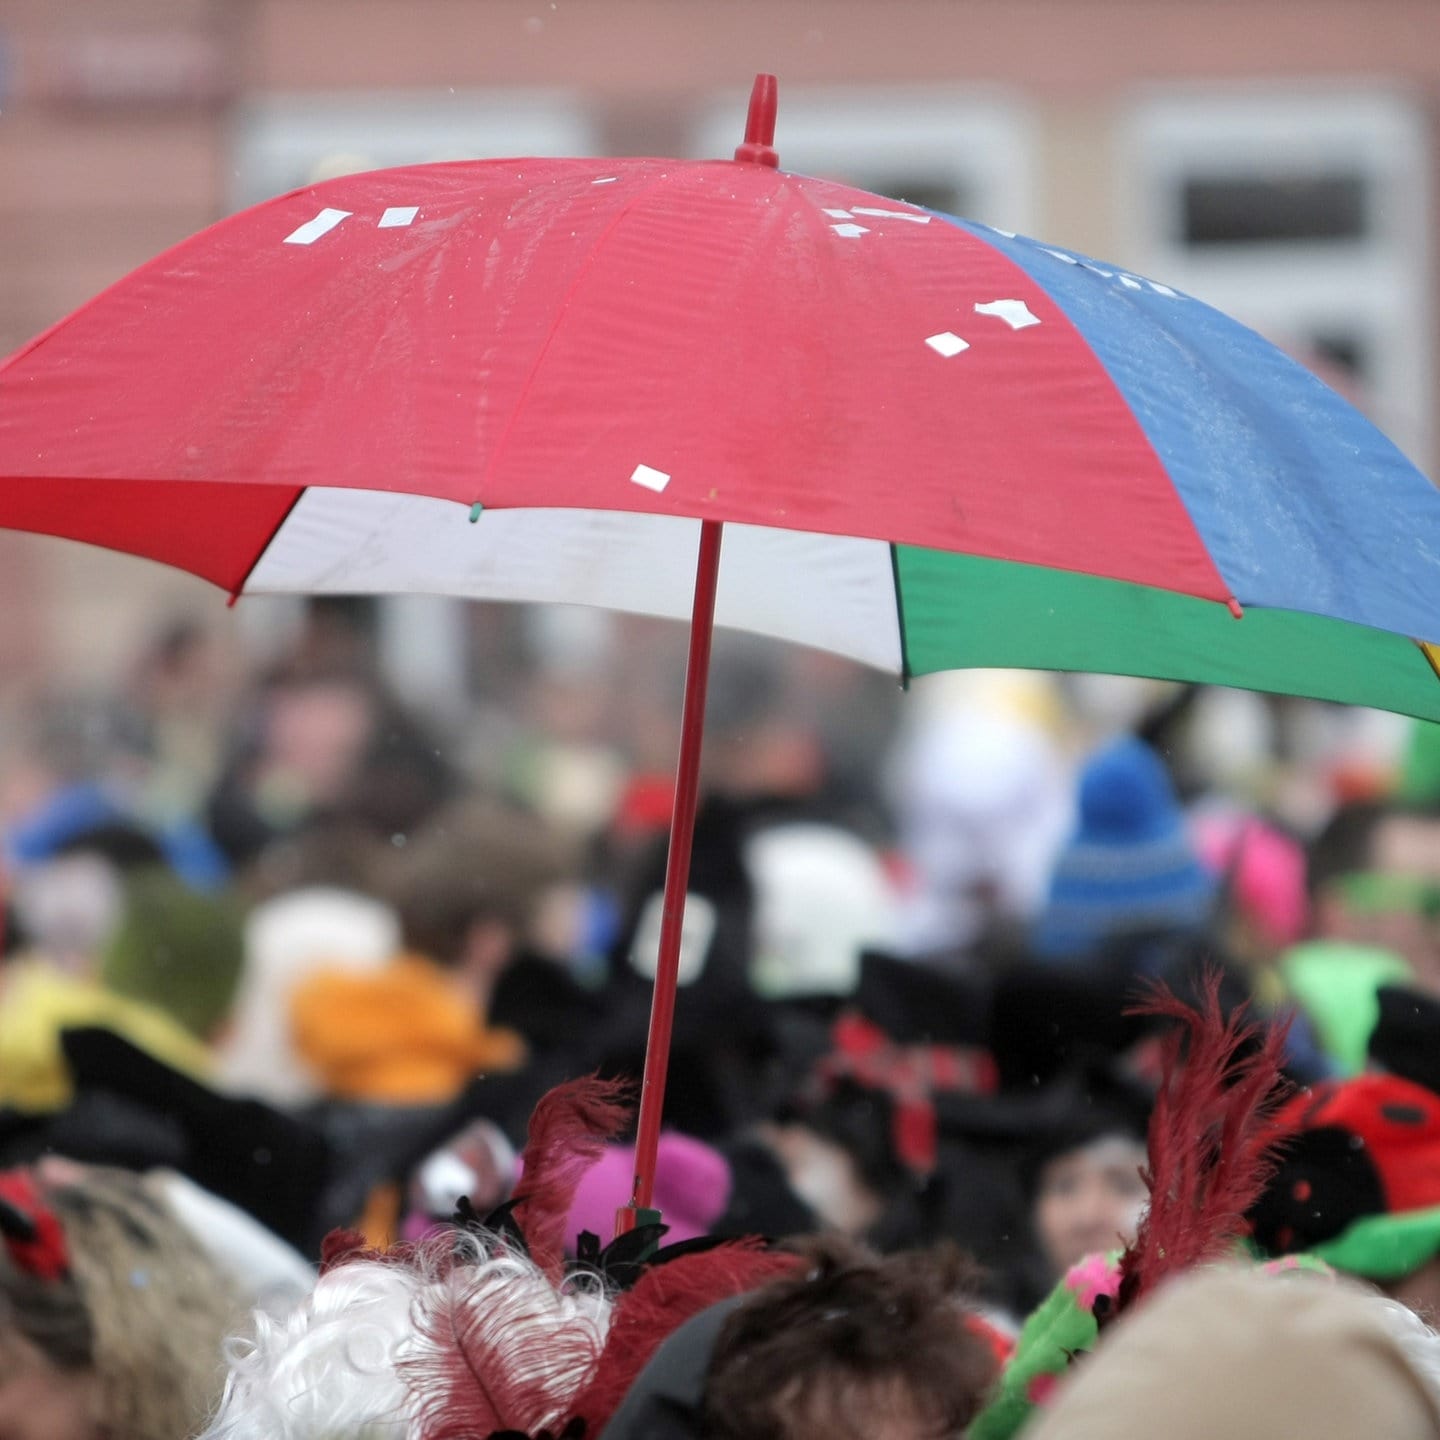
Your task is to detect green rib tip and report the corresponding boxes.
[469,502,483,523]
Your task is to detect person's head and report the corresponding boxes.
[0,1161,243,1440]
[204,1231,613,1440]
[1031,1135,1149,1279]
[99,865,246,1042]
[1307,802,1440,988]
[701,1239,1000,1440]
[1022,1266,1440,1440]
[1021,1074,1152,1279]
[1193,810,1307,966]
[388,798,578,983]
[1032,737,1214,963]
[699,638,824,803]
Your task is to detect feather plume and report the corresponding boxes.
[403,1243,612,1440]
[571,1241,801,1434]
[1116,968,1294,1313]
[512,1076,634,1282]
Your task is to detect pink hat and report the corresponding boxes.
[1194,812,1307,950]
[566,1134,732,1247]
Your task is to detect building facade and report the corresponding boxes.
[1,0,1436,686]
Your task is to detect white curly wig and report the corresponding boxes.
[201,1234,612,1440]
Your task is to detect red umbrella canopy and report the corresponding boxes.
[0,149,1220,617]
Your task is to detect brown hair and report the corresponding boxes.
[387,798,579,964]
[0,1166,243,1440]
[701,1239,999,1440]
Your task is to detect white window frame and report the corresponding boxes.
[1118,86,1432,471]
[689,87,1037,235]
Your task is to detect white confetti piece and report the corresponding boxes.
[630,464,671,493]
[378,206,419,228]
[974,299,1042,331]
[283,208,352,245]
[831,223,869,239]
[925,332,971,358]
[851,207,931,224]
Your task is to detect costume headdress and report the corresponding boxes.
[1249,1071,1440,1280]
[206,1077,794,1440]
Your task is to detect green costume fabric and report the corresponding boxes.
[1279,941,1411,1077]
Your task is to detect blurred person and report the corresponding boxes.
[1031,736,1215,967]
[0,862,233,1112]
[0,949,212,1112]
[287,797,583,1107]
[698,637,829,808]
[205,671,451,868]
[7,850,125,978]
[1275,800,1440,1074]
[149,1168,314,1318]
[119,618,236,826]
[1022,1265,1440,1440]
[602,801,903,1139]
[971,975,1307,1440]
[1399,721,1440,808]
[100,864,246,1043]
[0,1026,334,1256]
[1020,1070,1151,1289]
[5,759,228,892]
[1370,983,1440,1095]
[218,876,401,1107]
[0,1160,244,1440]
[1306,801,1437,958]
[886,671,1072,955]
[1192,807,1308,968]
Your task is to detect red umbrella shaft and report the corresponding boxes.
[624,519,725,1226]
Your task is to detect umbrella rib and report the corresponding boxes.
[889,541,912,688]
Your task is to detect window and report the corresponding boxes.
[1120,88,1432,469]
[689,87,1036,233]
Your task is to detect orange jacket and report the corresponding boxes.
[290,953,525,1105]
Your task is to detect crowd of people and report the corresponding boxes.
[7,598,1440,1437]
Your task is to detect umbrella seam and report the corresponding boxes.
[938,212,1237,613]
[473,170,680,507]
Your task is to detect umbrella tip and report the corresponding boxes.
[734,73,779,167]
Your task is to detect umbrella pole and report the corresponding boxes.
[619,518,725,1235]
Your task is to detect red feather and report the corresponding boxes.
[403,1245,610,1440]
[512,1076,634,1283]
[571,1241,802,1434]
[1116,969,1295,1313]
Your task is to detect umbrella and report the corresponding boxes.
[2,75,1439,1229]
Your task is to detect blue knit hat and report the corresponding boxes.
[1032,738,1214,961]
